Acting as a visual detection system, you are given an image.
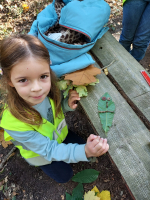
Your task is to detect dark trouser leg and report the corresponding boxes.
[40,130,85,183]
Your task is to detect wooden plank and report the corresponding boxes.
[91,31,150,121]
[80,61,150,200]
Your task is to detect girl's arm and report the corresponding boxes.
[4,129,88,163]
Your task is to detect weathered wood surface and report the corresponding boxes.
[91,31,150,122]
[80,60,150,200]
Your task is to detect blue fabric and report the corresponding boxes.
[51,53,95,77]
[40,130,85,183]
[59,0,110,42]
[28,0,110,76]
[119,0,150,61]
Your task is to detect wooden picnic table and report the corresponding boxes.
[79,31,150,200]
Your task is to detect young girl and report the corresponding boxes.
[0,34,109,183]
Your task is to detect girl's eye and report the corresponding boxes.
[19,79,27,83]
[41,75,48,79]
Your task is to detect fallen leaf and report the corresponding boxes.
[99,190,111,200]
[2,140,12,149]
[64,64,101,85]
[84,191,100,200]
[22,4,29,12]
[0,129,4,142]
[0,129,12,148]
[98,92,115,134]
[12,192,17,197]
[91,186,101,197]
[104,68,108,75]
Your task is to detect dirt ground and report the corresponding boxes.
[0,1,150,200]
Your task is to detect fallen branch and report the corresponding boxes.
[0,146,16,170]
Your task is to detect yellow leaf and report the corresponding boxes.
[22,4,29,12]
[84,191,100,200]
[91,186,101,198]
[104,68,108,75]
[99,190,111,200]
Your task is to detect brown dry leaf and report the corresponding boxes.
[12,192,17,197]
[0,129,4,142]
[0,129,12,148]
[2,140,12,149]
[64,64,101,85]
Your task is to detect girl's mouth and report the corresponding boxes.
[32,95,43,99]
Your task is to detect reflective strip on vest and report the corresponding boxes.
[53,119,67,140]
[11,140,52,166]
[26,156,52,166]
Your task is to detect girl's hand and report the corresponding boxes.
[85,134,109,158]
[68,90,80,109]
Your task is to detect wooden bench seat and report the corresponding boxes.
[91,31,150,123]
[79,31,150,200]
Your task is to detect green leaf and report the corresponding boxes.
[63,85,73,98]
[98,92,115,134]
[66,192,72,200]
[89,78,99,86]
[75,86,88,97]
[72,169,100,183]
[57,80,70,90]
[72,183,84,200]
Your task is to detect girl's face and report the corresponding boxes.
[9,57,51,106]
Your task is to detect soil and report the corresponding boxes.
[0,1,150,200]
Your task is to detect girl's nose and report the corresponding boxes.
[31,81,42,92]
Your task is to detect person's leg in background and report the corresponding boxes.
[40,130,85,183]
[131,2,150,61]
[119,0,147,53]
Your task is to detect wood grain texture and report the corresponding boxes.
[80,61,150,200]
[91,31,150,121]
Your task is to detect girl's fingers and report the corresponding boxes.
[97,143,109,156]
[94,138,108,153]
[94,138,103,151]
[87,134,98,143]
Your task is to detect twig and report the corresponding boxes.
[98,111,114,113]
[0,146,16,170]
[101,60,115,70]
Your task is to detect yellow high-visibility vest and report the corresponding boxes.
[0,98,68,160]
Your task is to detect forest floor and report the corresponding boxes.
[0,0,150,199]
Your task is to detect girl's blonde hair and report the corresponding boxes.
[0,34,62,125]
